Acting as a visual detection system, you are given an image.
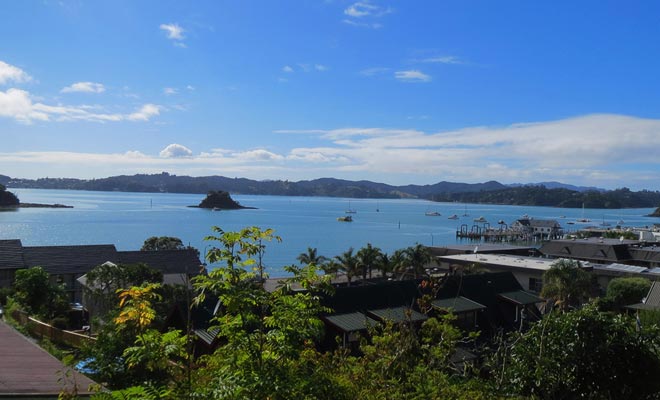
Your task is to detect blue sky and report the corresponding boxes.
[2,1,660,190]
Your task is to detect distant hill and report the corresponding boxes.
[4,173,660,209]
[508,181,605,192]
[5,173,506,199]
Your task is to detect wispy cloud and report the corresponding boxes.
[418,55,464,64]
[0,88,161,124]
[61,81,105,93]
[282,65,294,73]
[343,1,392,28]
[394,70,431,82]
[360,67,389,77]
[344,1,392,18]
[315,64,328,72]
[0,61,31,85]
[163,87,178,95]
[160,23,186,47]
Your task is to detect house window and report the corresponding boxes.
[529,277,543,293]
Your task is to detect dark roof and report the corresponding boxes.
[22,244,119,275]
[528,219,561,228]
[539,239,633,263]
[432,296,486,313]
[367,306,428,324]
[0,320,97,396]
[498,290,544,305]
[118,249,202,274]
[194,327,221,346]
[629,247,660,264]
[322,280,420,314]
[0,239,24,270]
[323,312,378,333]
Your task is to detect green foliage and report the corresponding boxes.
[84,262,163,323]
[141,236,186,251]
[297,246,328,267]
[191,226,335,399]
[541,259,592,311]
[0,184,19,206]
[0,286,13,306]
[499,305,660,399]
[356,243,382,280]
[603,277,651,310]
[198,190,243,209]
[13,266,69,319]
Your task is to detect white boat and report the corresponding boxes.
[448,214,459,220]
[474,216,487,223]
[345,201,356,214]
[425,211,441,216]
[576,203,591,223]
[212,207,221,211]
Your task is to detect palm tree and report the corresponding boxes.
[541,259,592,311]
[377,252,392,279]
[404,244,432,279]
[357,243,382,280]
[334,248,360,286]
[297,247,328,267]
[389,249,408,280]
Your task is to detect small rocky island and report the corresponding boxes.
[649,207,660,217]
[0,184,73,209]
[190,190,255,210]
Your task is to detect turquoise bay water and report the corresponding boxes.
[1,189,658,276]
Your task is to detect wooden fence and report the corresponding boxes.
[11,309,96,348]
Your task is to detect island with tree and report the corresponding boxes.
[0,184,72,209]
[190,190,255,210]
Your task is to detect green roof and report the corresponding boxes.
[324,312,378,333]
[367,306,429,323]
[498,290,544,305]
[432,296,486,313]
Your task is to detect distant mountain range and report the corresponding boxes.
[2,172,659,209]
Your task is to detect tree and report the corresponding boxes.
[0,184,19,207]
[334,248,360,285]
[404,244,432,279]
[540,259,592,311]
[83,262,163,323]
[389,249,408,279]
[603,277,651,311]
[13,266,68,319]
[141,236,185,251]
[499,305,660,399]
[297,247,328,267]
[357,243,382,280]
[191,226,334,399]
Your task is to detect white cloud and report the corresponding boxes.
[0,61,31,85]
[160,23,185,40]
[344,1,391,18]
[127,104,160,121]
[163,87,178,95]
[160,143,193,158]
[419,55,463,64]
[0,88,161,124]
[61,81,105,93]
[186,85,195,91]
[394,70,431,82]
[360,67,389,76]
[282,65,294,73]
[4,114,660,189]
[315,64,328,71]
[342,19,382,29]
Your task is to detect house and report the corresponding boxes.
[0,239,202,302]
[511,218,563,239]
[436,253,566,293]
[538,238,639,265]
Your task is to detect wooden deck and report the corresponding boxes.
[0,319,97,397]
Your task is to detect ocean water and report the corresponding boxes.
[1,189,657,277]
